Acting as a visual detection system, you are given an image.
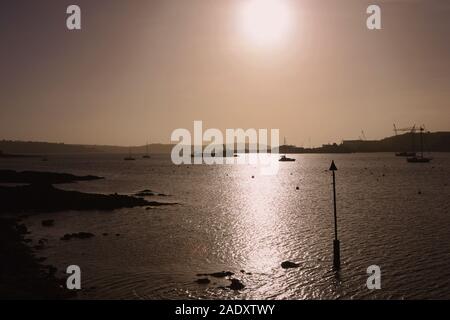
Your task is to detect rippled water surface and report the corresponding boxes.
[2,153,450,299]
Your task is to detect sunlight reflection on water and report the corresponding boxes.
[3,153,449,299]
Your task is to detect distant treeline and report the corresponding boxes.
[0,140,173,155]
[1,132,449,155]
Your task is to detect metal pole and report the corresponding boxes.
[332,170,338,241]
[329,160,340,270]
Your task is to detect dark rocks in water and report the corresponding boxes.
[0,169,103,185]
[60,232,94,241]
[16,223,29,235]
[45,265,58,277]
[195,278,211,285]
[38,238,48,245]
[196,271,234,278]
[115,234,121,237]
[281,261,300,269]
[209,271,234,278]
[296,186,299,190]
[136,189,170,198]
[102,233,109,236]
[42,219,54,227]
[135,190,156,197]
[227,279,245,291]
[0,184,174,214]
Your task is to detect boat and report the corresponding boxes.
[124,148,136,161]
[407,156,431,163]
[406,126,432,163]
[279,155,296,162]
[279,137,296,162]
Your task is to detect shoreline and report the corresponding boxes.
[0,217,74,300]
[0,169,175,299]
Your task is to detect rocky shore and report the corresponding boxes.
[0,218,74,299]
[0,170,175,299]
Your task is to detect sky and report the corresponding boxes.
[1,0,449,146]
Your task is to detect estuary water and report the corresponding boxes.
[1,153,450,299]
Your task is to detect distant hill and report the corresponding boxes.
[0,140,173,155]
[1,132,449,155]
[340,132,450,153]
[280,132,450,153]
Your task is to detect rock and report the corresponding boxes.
[296,187,299,190]
[135,190,156,197]
[60,232,94,241]
[196,271,234,278]
[42,219,55,227]
[45,265,57,277]
[102,233,109,236]
[195,278,211,285]
[281,261,300,269]
[16,223,29,235]
[228,279,245,291]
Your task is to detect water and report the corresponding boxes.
[2,153,450,299]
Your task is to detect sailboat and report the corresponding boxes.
[279,137,296,162]
[142,142,150,159]
[407,127,432,163]
[124,148,136,161]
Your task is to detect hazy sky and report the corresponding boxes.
[1,0,449,146]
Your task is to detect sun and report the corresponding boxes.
[239,0,293,48]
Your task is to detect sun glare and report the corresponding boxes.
[239,0,293,48]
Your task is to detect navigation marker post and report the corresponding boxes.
[329,160,340,270]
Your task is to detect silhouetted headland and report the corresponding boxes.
[0,169,103,185]
[0,183,175,214]
[0,150,40,159]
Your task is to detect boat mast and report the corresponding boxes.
[420,127,424,158]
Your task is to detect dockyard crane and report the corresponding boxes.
[393,124,416,135]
